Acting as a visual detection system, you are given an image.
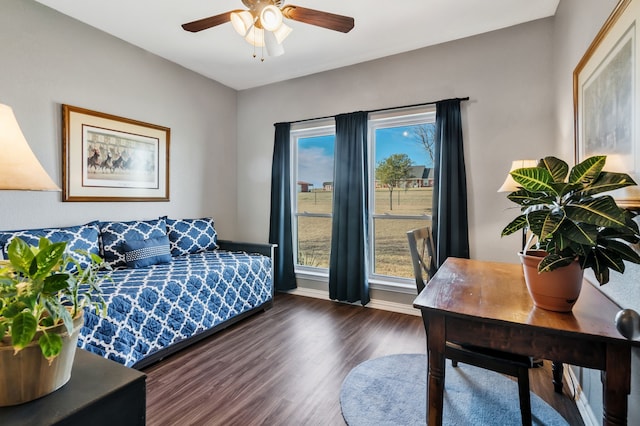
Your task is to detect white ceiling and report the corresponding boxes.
[34,0,559,91]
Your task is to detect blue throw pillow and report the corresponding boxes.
[122,235,172,268]
[0,222,101,270]
[99,218,167,268]
[163,217,218,257]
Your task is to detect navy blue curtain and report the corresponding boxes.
[432,99,470,267]
[328,112,370,305]
[269,122,297,291]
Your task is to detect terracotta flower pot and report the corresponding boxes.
[0,310,84,406]
[519,250,584,313]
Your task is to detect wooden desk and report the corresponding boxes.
[413,257,638,426]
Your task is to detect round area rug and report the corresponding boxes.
[340,354,568,426]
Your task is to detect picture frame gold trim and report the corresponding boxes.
[574,0,640,209]
[62,104,170,202]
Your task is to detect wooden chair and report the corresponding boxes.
[407,226,534,426]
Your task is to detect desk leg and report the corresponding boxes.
[602,343,631,426]
[426,314,446,426]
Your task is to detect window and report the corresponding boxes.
[291,123,335,271]
[369,109,435,283]
[291,108,435,285]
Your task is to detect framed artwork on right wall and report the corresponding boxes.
[574,0,640,209]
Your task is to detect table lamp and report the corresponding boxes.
[0,103,59,191]
[497,159,538,193]
[498,159,537,250]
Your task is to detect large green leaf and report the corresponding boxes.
[538,253,576,272]
[7,238,35,275]
[501,214,527,236]
[565,196,628,228]
[568,156,605,185]
[526,209,551,237]
[11,311,38,351]
[600,239,640,264]
[595,246,626,272]
[511,167,557,194]
[31,242,66,281]
[539,156,568,182]
[43,273,70,294]
[580,171,637,197]
[39,332,63,361]
[507,189,556,206]
[560,221,598,246]
[540,210,565,241]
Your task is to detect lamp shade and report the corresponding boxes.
[264,30,284,57]
[0,103,60,191]
[497,159,537,193]
[273,23,292,44]
[260,5,283,32]
[231,10,254,37]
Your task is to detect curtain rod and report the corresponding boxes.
[286,97,469,125]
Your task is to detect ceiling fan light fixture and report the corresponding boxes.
[245,27,265,47]
[264,30,285,57]
[230,10,254,36]
[260,5,283,32]
[273,23,292,44]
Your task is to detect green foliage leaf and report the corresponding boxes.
[511,167,557,194]
[601,239,640,264]
[569,155,605,185]
[539,156,568,182]
[31,242,66,281]
[11,311,38,351]
[501,215,527,236]
[539,210,565,241]
[7,238,35,275]
[2,301,28,319]
[538,253,576,272]
[580,171,637,197]
[564,196,628,228]
[559,221,598,246]
[39,332,63,361]
[42,273,70,294]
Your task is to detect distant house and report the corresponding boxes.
[297,181,313,193]
[323,182,333,191]
[406,166,433,187]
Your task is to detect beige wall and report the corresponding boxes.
[0,0,238,237]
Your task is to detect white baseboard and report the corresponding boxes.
[564,365,598,426]
[285,287,421,316]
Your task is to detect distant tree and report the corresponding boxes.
[413,124,436,165]
[376,154,413,210]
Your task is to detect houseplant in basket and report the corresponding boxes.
[501,155,640,312]
[0,237,108,406]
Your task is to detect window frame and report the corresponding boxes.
[368,107,436,288]
[291,120,335,275]
[289,108,436,289]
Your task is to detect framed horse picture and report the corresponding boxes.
[62,104,170,202]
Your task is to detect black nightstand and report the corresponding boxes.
[0,349,146,426]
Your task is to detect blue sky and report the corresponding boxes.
[298,125,433,187]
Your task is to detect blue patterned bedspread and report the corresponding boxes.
[78,250,273,367]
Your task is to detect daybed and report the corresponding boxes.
[0,217,275,369]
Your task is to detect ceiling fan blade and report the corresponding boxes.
[281,5,354,33]
[182,10,240,33]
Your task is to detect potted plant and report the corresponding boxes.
[0,237,109,406]
[501,155,640,312]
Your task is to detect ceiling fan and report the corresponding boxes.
[182,0,355,59]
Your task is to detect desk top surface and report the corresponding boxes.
[413,257,635,345]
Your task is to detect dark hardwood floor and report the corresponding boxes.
[144,293,584,425]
